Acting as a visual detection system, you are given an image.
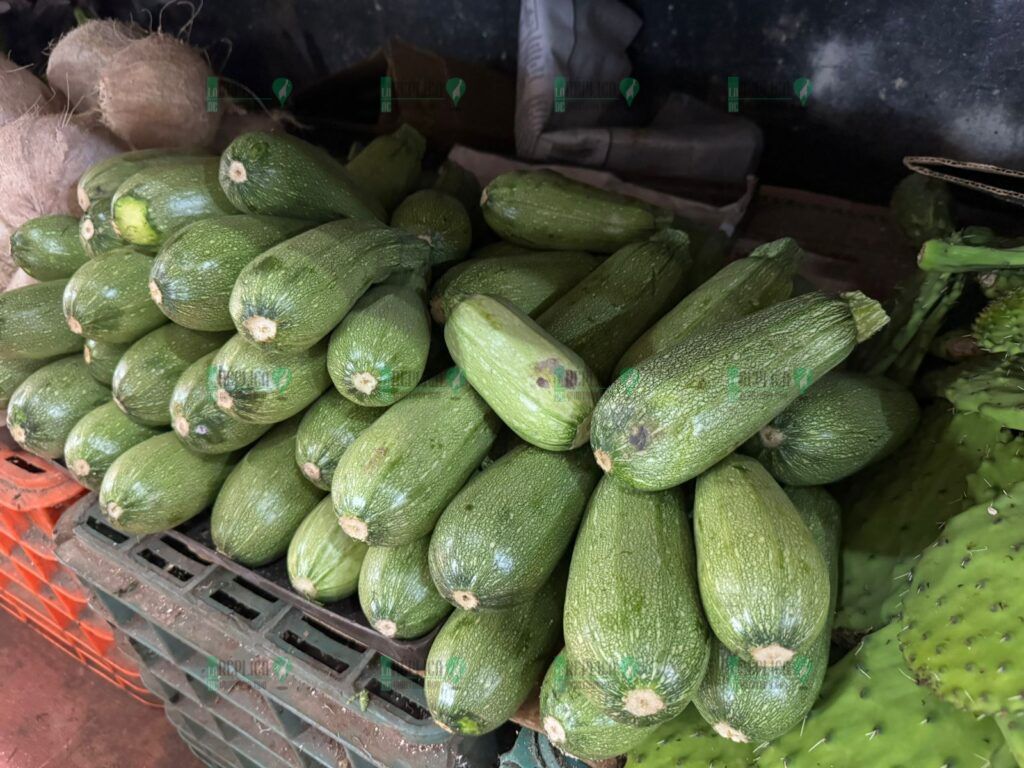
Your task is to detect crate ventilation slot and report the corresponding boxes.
[279,630,349,674]
[300,615,367,655]
[209,590,260,620]
[85,515,129,544]
[365,678,430,720]
[6,455,44,473]
[138,547,194,582]
[160,535,211,566]
[233,575,278,603]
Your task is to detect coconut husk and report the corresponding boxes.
[211,106,302,151]
[46,19,145,114]
[1,54,61,126]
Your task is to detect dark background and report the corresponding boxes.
[3,0,1022,206]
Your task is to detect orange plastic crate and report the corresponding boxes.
[0,449,87,535]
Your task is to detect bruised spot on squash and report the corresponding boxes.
[301,461,321,482]
[363,445,388,472]
[629,424,650,451]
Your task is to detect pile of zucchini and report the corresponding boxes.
[1,125,926,762]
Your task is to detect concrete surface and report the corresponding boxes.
[0,609,202,768]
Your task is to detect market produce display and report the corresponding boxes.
[2,112,1022,768]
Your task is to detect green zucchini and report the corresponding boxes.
[590,291,889,490]
[169,352,271,453]
[80,200,129,258]
[468,242,539,260]
[229,219,430,351]
[149,215,311,331]
[287,497,368,603]
[64,402,163,491]
[77,149,209,211]
[540,652,657,760]
[694,486,839,743]
[211,419,326,567]
[62,248,168,343]
[432,159,487,244]
[425,563,566,735]
[563,477,710,726]
[219,132,385,222]
[481,170,674,253]
[358,538,452,638]
[10,215,89,280]
[327,272,430,407]
[294,390,378,490]
[429,444,599,610]
[83,338,130,386]
[390,190,472,267]
[0,358,50,409]
[675,220,732,295]
[111,160,237,247]
[210,335,330,424]
[746,371,920,486]
[111,324,231,426]
[430,250,601,324]
[616,237,802,373]
[0,280,83,359]
[7,357,111,459]
[332,369,500,546]
[693,455,830,667]
[345,124,426,212]
[537,229,691,381]
[99,432,237,535]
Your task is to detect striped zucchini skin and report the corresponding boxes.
[425,563,566,735]
[0,358,50,408]
[64,402,162,491]
[229,219,431,351]
[331,369,501,546]
[11,215,89,280]
[345,124,426,212]
[287,497,368,603]
[590,291,889,490]
[481,170,674,253]
[99,432,237,535]
[7,357,111,460]
[80,199,131,258]
[445,295,600,452]
[219,132,386,222]
[390,190,472,267]
[211,419,326,567]
[62,249,168,344]
[294,390,378,490]
[210,335,331,424]
[431,159,487,244]
[564,477,710,727]
[0,280,83,359]
[77,150,209,211]
[83,339,130,386]
[169,352,270,454]
[693,455,830,668]
[148,215,311,331]
[358,537,452,639]
[537,230,691,382]
[112,325,230,426]
[429,445,599,611]
[748,372,920,486]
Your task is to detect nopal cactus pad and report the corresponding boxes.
[975,289,1024,356]
[625,706,756,768]
[943,355,1024,432]
[759,623,1007,768]
[967,436,1024,506]
[899,482,1024,717]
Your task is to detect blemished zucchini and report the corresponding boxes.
[111,324,230,426]
[390,190,472,267]
[481,170,674,253]
[564,477,710,726]
[0,280,83,360]
[80,200,129,258]
[445,295,600,452]
[149,215,311,331]
[747,372,920,486]
[229,219,431,351]
[590,291,889,490]
[62,248,168,344]
[432,159,487,244]
[430,250,600,323]
[77,149,209,211]
[332,369,501,546]
[100,432,237,535]
[616,237,802,373]
[169,352,271,454]
[287,497,368,603]
[537,229,691,381]
[0,358,50,408]
[10,215,89,280]
[83,338,130,386]
[693,486,840,744]
[345,124,426,212]
[425,563,566,735]
[64,402,163,492]
[211,419,326,567]
[111,159,237,247]
[219,132,386,222]
[210,335,330,424]
[429,445,599,610]
[7,357,112,459]
[693,455,830,667]
[540,652,658,760]
[294,390,378,490]
[327,272,431,407]
[358,538,452,639]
